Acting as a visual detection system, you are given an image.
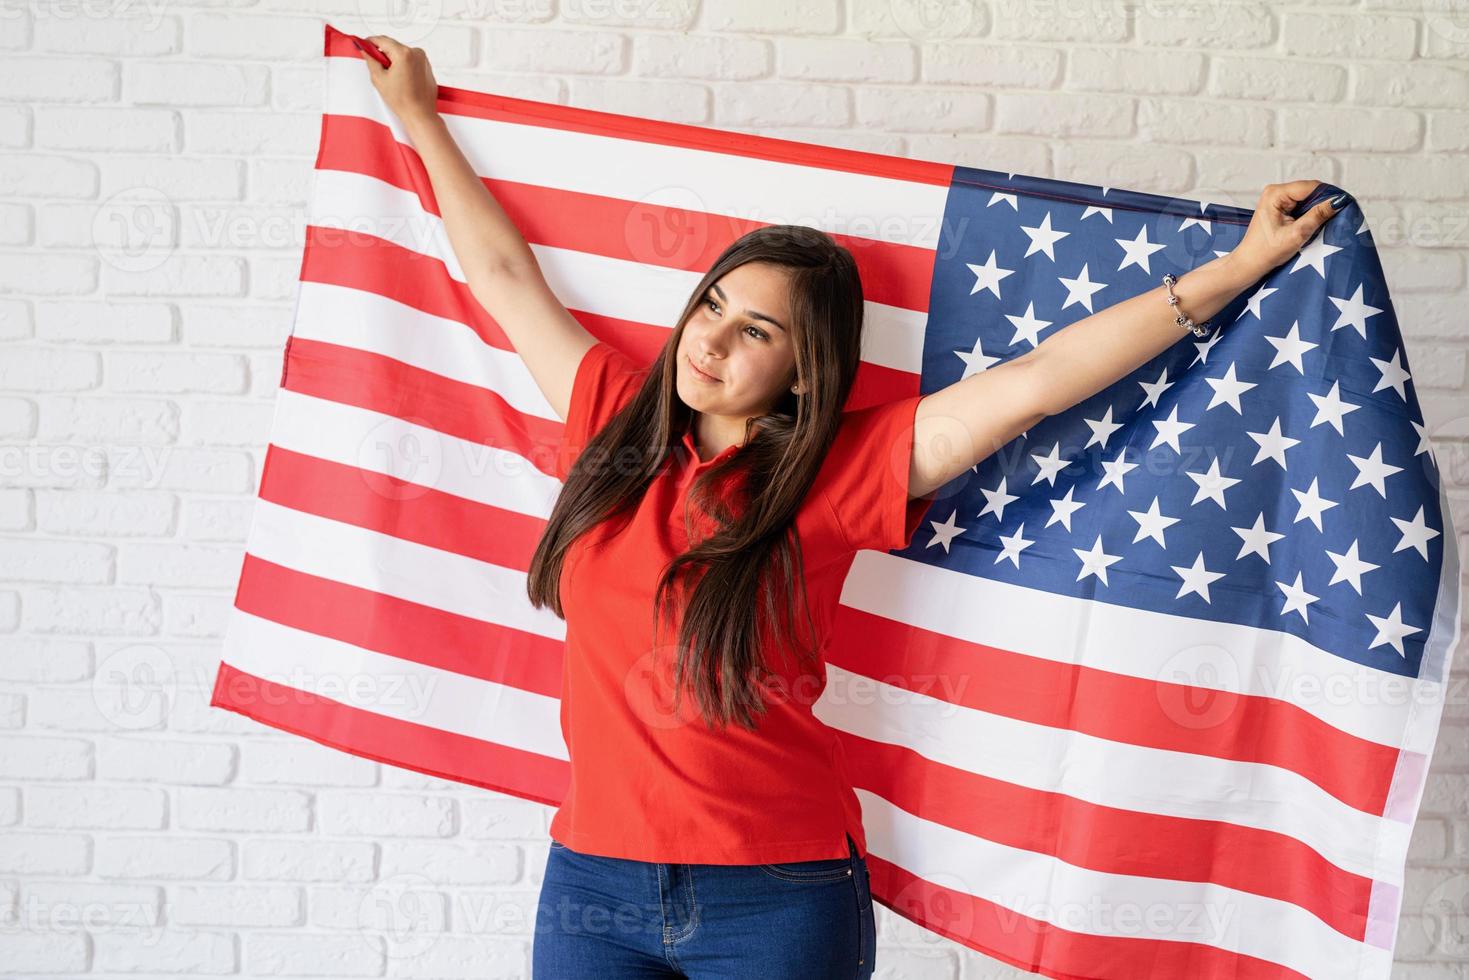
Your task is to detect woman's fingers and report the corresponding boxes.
[365,34,409,58]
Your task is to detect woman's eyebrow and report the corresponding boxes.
[710,283,786,332]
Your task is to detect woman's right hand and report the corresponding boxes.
[359,35,441,125]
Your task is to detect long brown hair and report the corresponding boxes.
[525,224,867,731]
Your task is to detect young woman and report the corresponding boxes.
[358,36,1345,980]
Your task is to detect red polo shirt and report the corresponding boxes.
[550,341,932,864]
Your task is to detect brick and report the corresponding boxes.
[569,77,710,124]
[380,842,517,885]
[1355,62,1469,108]
[994,92,1134,139]
[22,881,162,931]
[27,586,162,634]
[34,13,180,55]
[632,33,769,80]
[0,202,31,245]
[1136,3,1275,48]
[776,38,914,83]
[38,490,177,536]
[0,736,92,780]
[856,87,989,132]
[0,537,111,583]
[125,62,268,106]
[96,836,234,881]
[0,299,31,340]
[1283,11,1417,60]
[182,109,318,156]
[35,301,175,343]
[0,933,90,972]
[184,13,322,60]
[178,787,312,832]
[117,542,243,589]
[27,686,166,733]
[556,0,697,29]
[309,881,448,930]
[0,56,117,102]
[716,81,848,128]
[319,792,455,838]
[0,637,91,681]
[1138,99,1273,149]
[1212,58,1346,103]
[98,737,236,784]
[460,797,546,839]
[0,487,32,532]
[243,840,377,883]
[0,349,99,392]
[94,929,236,974]
[0,253,98,294]
[178,301,291,348]
[26,786,167,829]
[0,833,91,874]
[483,26,625,73]
[992,0,1125,42]
[921,43,1062,88]
[172,884,303,927]
[1067,49,1207,96]
[245,932,384,976]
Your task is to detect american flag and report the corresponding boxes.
[213,22,1460,979]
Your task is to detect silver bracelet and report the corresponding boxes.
[1161,273,1213,338]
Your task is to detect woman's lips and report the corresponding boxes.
[688,355,721,383]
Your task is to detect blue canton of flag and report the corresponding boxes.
[909,168,1455,685]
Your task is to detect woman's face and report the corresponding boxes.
[675,261,798,419]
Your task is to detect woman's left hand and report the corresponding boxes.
[1229,179,1347,282]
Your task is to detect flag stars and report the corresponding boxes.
[978,476,1020,522]
[1391,505,1440,560]
[1290,235,1343,279]
[1346,442,1403,498]
[1172,552,1226,603]
[1290,476,1338,531]
[1005,302,1052,348]
[1097,452,1138,494]
[925,509,966,554]
[1307,380,1361,436]
[966,249,1015,299]
[1276,572,1320,624]
[1188,329,1225,369]
[1059,263,1108,312]
[1365,602,1421,657]
[953,336,1003,381]
[1138,368,1174,410]
[1203,362,1257,414]
[1328,283,1384,340]
[1369,347,1412,401]
[995,522,1036,568]
[1073,534,1122,586]
[1083,405,1124,450]
[1186,457,1241,509]
[1232,513,1286,563]
[1150,405,1195,453]
[1246,417,1301,470]
[1021,212,1070,260]
[1263,321,1318,374]
[1238,284,1278,322]
[1030,442,1071,486]
[1127,495,1180,547]
[1116,225,1167,274]
[1325,540,1380,595]
[1047,486,1086,531]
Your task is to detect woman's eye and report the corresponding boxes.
[705,298,719,314]
[744,325,768,341]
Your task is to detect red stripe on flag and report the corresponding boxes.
[829,606,1399,816]
[866,852,1311,980]
[211,662,567,804]
[842,731,1372,942]
[324,26,954,190]
[312,112,940,314]
[234,554,563,698]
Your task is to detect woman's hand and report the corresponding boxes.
[1228,179,1348,283]
[359,35,441,125]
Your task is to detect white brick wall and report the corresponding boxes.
[2,2,1466,977]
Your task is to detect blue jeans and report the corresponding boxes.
[532,832,876,978]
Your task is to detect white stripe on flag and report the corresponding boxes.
[858,789,1393,979]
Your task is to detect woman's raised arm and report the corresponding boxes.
[905,180,1347,499]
